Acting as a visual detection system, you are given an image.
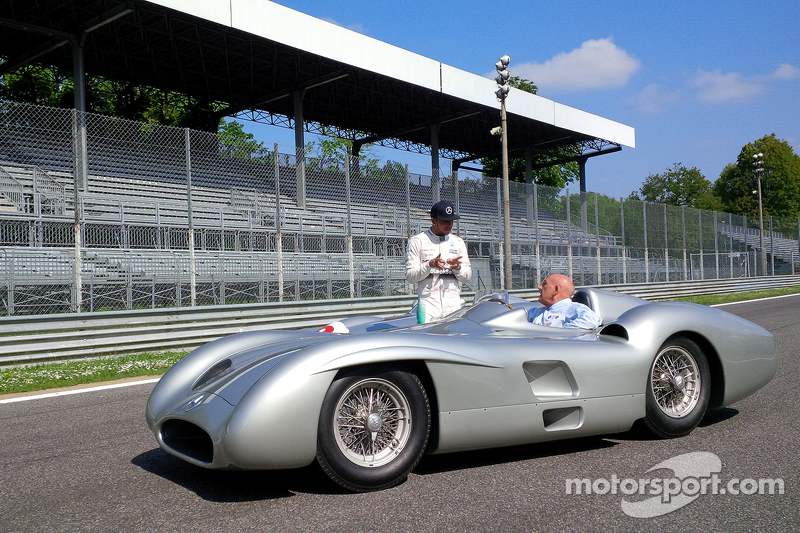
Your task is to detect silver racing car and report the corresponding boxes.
[145,288,777,491]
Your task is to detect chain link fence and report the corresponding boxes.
[1,99,799,315]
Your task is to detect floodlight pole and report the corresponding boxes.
[495,55,512,290]
[754,152,766,276]
[500,95,512,290]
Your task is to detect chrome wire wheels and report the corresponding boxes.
[334,378,413,467]
[650,344,702,418]
[644,337,710,438]
[316,368,430,491]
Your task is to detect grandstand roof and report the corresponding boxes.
[0,0,634,162]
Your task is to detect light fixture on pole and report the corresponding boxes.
[753,152,766,276]
[494,54,513,290]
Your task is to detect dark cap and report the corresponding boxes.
[430,200,460,221]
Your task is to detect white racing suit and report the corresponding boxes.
[405,229,471,323]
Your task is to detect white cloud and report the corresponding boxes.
[511,38,641,93]
[772,63,800,80]
[631,84,683,114]
[691,69,764,103]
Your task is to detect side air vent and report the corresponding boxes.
[161,419,213,464]
[523,361,578,399]
[599,323,629,340]
[543,406,584,431]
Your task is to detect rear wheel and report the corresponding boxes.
[644,337,710,438]
[316,367,430,491]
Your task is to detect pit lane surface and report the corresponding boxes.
[1,296,797,532]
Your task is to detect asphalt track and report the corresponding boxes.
[1,295,798,533]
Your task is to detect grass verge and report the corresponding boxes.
[0,351,186,396]
[2,285,799,396]
[664,284,800,306]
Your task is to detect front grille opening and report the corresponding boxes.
[161,419,213,464]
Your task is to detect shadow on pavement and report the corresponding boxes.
[131,448,346,501]
[414,436,618,475]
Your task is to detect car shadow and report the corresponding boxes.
[698,407,739,427]
[413,435,618,476]
[608,407,741,442]
[133,410,740,499]
[131,448,347,502]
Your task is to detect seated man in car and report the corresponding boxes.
[527,274,602,329]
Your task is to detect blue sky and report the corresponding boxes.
[253,1,800,199]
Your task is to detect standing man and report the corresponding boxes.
[527,273,602,328]
[406,200,471,323]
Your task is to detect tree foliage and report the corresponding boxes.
[480,76,579,189]
[631,163,723,211]
[216,120,274,162]
[713,134,800,219]
[0,63,224,131]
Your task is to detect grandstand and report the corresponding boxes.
[2,94,798,317]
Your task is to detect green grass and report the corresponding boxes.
[0,351,187,396]
[2,285,799,396]
[664,285,800,306]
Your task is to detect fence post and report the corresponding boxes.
[620,197,627,284]
[729,213,734,278]
[565,189,573,280]
[534,183,541,287]
[185,128,196,306]
[294,92,306,209]
[769,215,774,276]
[714,211,720,279]
[126,252,133,310]
[642,201,649,283]
[663,203,669,282]
[71,109,83,313]
[405,164,413,295]
[595,194,601,284]
[742,215,749,276]
[525,148,534,229]
[698,210,705,280]
[682,206,688,281]
[6,250,14,315]
[497,178,504,289]
[274,143,284,302]
[346,154,355,299]
[453,165,460,237]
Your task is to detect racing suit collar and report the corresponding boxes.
[426,228,449,242]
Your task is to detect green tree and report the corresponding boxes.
[631,163,723,210]
[217,120,273,162]
[0,63,224,131]
[713,134,800,218]
[303,130,397,180]
[480,76,578,188]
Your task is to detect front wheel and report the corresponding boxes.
[316,367,431,491]
[644,337,710,438]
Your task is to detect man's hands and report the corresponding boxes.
[428,254,462,270]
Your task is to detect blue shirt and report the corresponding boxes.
[527,298,602,329]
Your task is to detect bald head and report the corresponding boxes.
[538,274,575,307]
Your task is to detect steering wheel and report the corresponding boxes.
[487,297,514,310]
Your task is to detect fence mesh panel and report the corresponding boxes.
[1,99,798,315]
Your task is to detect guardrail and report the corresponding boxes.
[2,275,799,366]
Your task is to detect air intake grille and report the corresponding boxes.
[161,419,213,464]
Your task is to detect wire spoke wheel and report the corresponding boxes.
[316,367,430,491]
[650,345,701,418]
[644,337,710,438]
[334,378,412,467]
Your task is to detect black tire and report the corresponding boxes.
[316,367,431,492]
[644,337,711,438]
